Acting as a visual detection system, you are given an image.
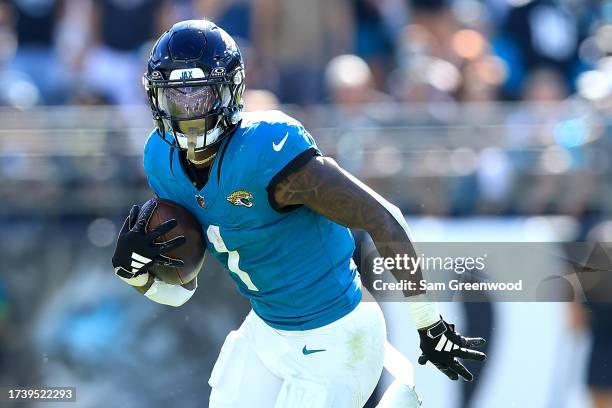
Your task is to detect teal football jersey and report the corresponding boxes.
[143,110,361,330]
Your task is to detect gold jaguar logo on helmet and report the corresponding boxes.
[227,191,253,208]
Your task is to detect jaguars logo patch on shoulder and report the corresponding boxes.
[227,190,253,208]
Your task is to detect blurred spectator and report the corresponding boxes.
[505,68,569,152]
[252,0,352,105]
[406,0,458,60]
[390,54,459,113]
[454,51,509,214]
[0,0,65,104]
[524,67,569,103]
[505,69,568,215]
[243,89,279,112]
[80,0,171,105]
[326,54,392,108]
[504,68,599,216]
[192,0,251,42]
[351,0,406,90]
[325,54,392,175]
[494,0,583,99]
[458,57,504,102]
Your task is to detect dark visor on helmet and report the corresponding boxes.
[158,85,222,136]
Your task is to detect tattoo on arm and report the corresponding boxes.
[273,156,425,296]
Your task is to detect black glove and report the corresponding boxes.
[417,318,486,381]
[112,201,186,282]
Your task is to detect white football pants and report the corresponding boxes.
[209,301,386,408]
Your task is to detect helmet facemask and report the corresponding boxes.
[145,67,244,165]
[159,84,227,163]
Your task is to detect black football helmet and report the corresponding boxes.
[143,20,245,165]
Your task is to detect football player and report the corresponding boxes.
[112,20,486,407]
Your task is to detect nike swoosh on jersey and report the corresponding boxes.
[272,132,289,151]
[302,345,326,355]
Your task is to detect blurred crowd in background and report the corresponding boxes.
[0,0,609,106]
[0,0,609,105]
[1,0,612,407]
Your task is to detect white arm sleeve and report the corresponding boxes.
[144,278,197,307]
[117,270,151,287]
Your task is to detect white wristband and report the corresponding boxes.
[117,269,151,287]
[406,294,440,329]
[144,278,197,307]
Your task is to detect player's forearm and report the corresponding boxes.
[368,212,426,298]
[273,156,440,328]
[321,202,441,328]
[369,210,441,329]
[275,157,423,296]
[274,156,424,296]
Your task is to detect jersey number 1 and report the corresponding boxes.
[206,225,259,291]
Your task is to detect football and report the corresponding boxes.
[144,198,206,285]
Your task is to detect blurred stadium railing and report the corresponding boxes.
[0,101,609,217]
